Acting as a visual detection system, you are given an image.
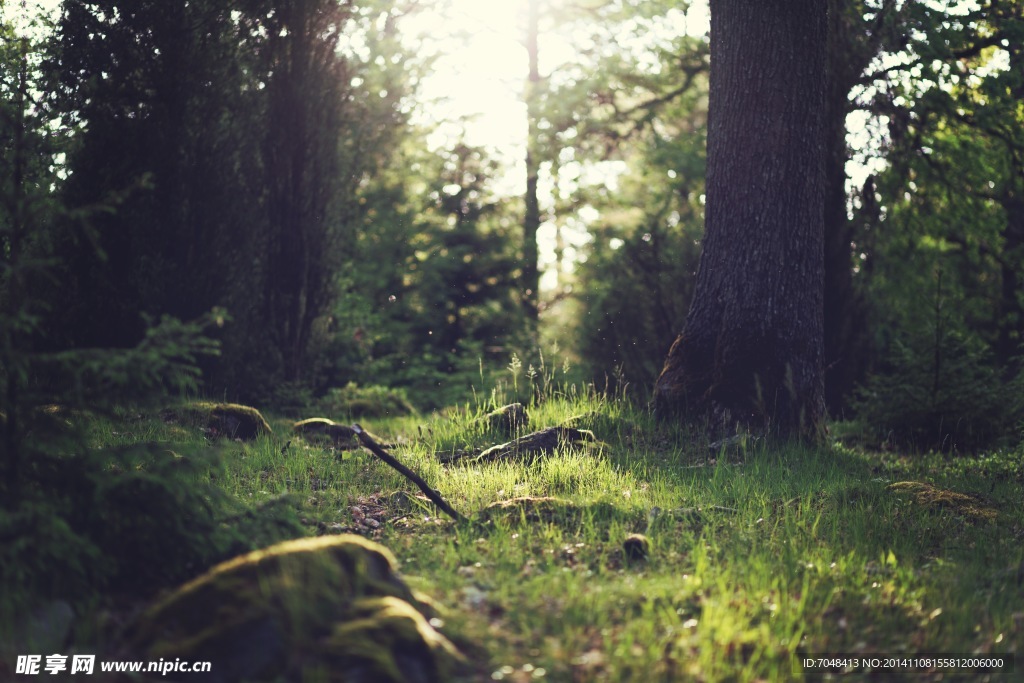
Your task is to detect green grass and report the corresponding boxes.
[71,391,1024,681]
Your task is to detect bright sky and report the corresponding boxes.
[400,0,710,290]
[403,0,710,186]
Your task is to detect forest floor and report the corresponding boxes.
[77,391,1024,681]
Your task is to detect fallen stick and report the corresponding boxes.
[352,423,466,523]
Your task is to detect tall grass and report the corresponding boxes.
[34,364,1024,681]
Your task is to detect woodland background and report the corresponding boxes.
[3,2,1024,678]
[2,0,1023,452]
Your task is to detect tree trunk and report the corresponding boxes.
[522,0,541,328]
[262,0,347,384]
[822,0,874,414]
[654,0,827,438]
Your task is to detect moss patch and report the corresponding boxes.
[293,417,358,448]
[126,535,459,682]
[887,480,998,521]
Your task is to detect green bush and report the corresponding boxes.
[850,332,1024,452]
[318,382,417,418]
[1,437,308,623]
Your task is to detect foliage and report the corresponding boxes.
[43,0,415,402]
[522,0,709,393]
[846,0,1024,443]
[850,328,1024,451]
[317,383,417,419]
[573,140,705,393]
[328,141,529,411]
[26,385,1023,679]
[0,17,300,628]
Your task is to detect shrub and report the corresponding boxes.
[317,382,416,418]
[850,331,1024,452]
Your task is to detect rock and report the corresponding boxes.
[311,596,461,683]
[472,427,598,464]
[208,403,272,440]
[479,403,529,436]
[622,533,650,563]
[165,402,272,441]
[126,535,460,683]
[293,418,358,448]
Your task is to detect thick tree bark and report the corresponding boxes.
[654,0,827,438]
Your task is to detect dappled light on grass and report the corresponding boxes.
[12,392,1021,681]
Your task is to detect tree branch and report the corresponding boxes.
[352,424,466,522]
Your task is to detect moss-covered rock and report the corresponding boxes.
[622,533,650,562]
[478,403,529,436]
[306,596,462,683]
[165,402,272,441]
[467,427,598,465]
[293,417,358,448]
[887,480,998,521]
[126,535,459,682]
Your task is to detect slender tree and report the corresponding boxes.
[257,0,354,386]
[654,0,827,438]
[522,0,542,328]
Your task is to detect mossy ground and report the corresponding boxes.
[31,390,1024,681]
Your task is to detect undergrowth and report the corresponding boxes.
[3,379,1022,682]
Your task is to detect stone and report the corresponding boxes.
[126,535,459,682]
[622,533,650,562]
[164,402,272,441]
[293,418,358,447]
[479,403,529,436]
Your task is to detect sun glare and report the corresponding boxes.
[404,0,709,177]
[400,1,710,292]
[403,0,539,180]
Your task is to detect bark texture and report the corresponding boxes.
[654,0,827,438]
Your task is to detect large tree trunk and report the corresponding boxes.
[654,0,827,438]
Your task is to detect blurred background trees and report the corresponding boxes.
[2,0,1021,448]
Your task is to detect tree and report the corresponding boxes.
[842,1,1024,449]
[507,0,709,383]
[522,0,542,328]
[821,0,883,413]
[47,0,257,350]
[255,0,358,388]
[332,139,527,409]
[653,0,827,438]
[44,0,414,401]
